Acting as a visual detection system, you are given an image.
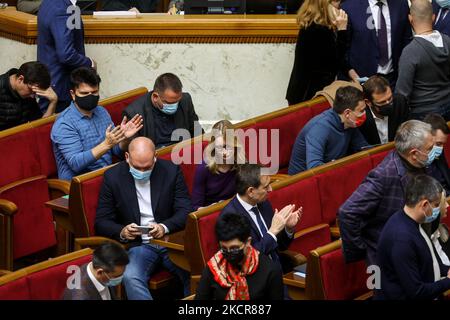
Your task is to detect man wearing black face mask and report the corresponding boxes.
[358,75,410,145]
[195,213,284,300]
[51,67,143,180]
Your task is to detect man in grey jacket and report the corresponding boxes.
[396,0,450,121]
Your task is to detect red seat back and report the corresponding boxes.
[0,176,56,259]
[0,276,30,300]
[310,99,331,117]
[27,254,92,300]
[34,121,58,178]
[102,90,148,125]
[315,157,373,225]
[197,210,221,263]
[79,175,105,236]
[319,247,368,300]
[370,149,391,168]
[0,130,41,187]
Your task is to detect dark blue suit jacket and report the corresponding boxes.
[341,0,411,79]
[433,1,450,37]
[95,160,193,247]
[376,210,450,300]
[37,0,92,111]
[220,197,292,259]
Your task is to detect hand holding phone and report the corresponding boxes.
[135,225,155,234]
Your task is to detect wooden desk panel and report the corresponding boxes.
[0,9,299,44]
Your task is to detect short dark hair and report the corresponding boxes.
[70,67,101,90]
[333,86,364,114]
[405,174,443,207]
[362,75,390,102]
[17,61,51,89]
[92,241,129,272]
[216,213,251,242]
[153,73,182,94]
[423,113,450,135]
[236,163,263,196]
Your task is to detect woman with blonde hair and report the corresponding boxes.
[191,120,246,210]
[286,0,349,105]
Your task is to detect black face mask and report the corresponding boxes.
[75,94,99,111]
[374,102,394,117]
[222,248,245,268]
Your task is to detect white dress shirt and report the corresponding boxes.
[419,225,441,282]
[415,30,444,48]
[368,0,393,74]
[86,262,112,300]
[431,229,450,266]
[236,194,277,241]
[135,179,169,243]
[370,107,389,144]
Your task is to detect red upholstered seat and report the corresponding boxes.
[27,254,91,300]
[319,247,368,300]
[0,130,41,187]
[198,210,221,263]
[0,176,56,259]
[310,100,331,117]
[33,121,57,178]
[79,175,104,236]
[0,277,30,300]
[287,224,331,256]
[445,138,450,168]
[315,157,373,225]
[102,92,147,125]
[370,149,390,168]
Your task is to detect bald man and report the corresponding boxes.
[396,0,450,120]
[95,137,192,300]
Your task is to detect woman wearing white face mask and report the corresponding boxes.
[286,0,350,105]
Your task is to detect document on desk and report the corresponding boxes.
[93,11,137,19]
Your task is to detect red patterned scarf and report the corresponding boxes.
[207,245,259,300]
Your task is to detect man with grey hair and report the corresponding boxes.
[376,175,450,300]
[396,0,450,120]
[339,120,444,265]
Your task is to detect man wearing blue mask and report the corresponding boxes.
[123,73,202,149]
[95,136,192,300]
[62,241,129,300]
[376,174,450,300]
[424,113,450,194]
[433,0,450,36]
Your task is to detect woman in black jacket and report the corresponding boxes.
[286,0,349,105]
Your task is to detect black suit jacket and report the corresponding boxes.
[62,264,117,300]
[433,153,450,194]
[220,197,292,259]
[195,253,284,300]
[358,94,409,145]
[122,91,202,145]
[94,160,193,247]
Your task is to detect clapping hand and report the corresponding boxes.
[333,9,348,31]
[120,115,144,139]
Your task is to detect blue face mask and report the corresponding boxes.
[436,0,450,9]
[418,147,437,167]
[424,203,440,224]
[129,166,152,181]
[433,145,444,159]
[105,274,123,287]
[161,102,179,115]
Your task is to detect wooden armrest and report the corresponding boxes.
[0,270,12,277]
[47,179,71,195]
[330,226,340,238]
[74,236,123,250]
[270,174,290,183]
[354,291,373,300]
[182,294,196,300]
[0,199,18,217]
[279,250,307,267]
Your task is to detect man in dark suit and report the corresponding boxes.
[339,120,444,265]
[37,0,95,113]
[423,113,450,194]
[433,0,450,36]
[220,164,301,272]
[376,175,450,300]
[341,0,411,86]
[359,75,409,145]
[123,73,202,149]
[62,242,129,300]
[95,136,192,300]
